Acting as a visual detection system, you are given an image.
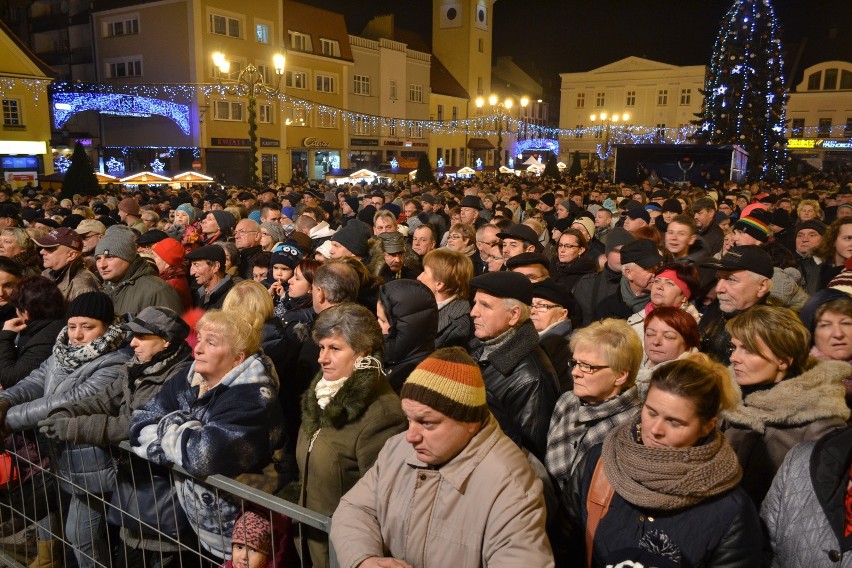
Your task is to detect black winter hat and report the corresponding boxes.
[67,291,115,325]
[331,219,371,257]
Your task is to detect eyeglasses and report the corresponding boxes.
[260,232,271,237]
[234,229,258,236]
[557,244,580,250]
[570,359,610,374]
[531,302,561,311]
[447,234,463,240]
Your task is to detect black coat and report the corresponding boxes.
[378,279,438,393]
[435,298,472,349]
[550,256,598,292]
[471,320,560,462]
[539,319,573,393]
[573,265,621,327]
[0,318,65,389]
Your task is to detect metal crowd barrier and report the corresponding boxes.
[0,432,338,568]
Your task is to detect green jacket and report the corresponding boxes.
[103,256,183,318]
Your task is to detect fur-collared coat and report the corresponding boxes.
[365,237,422,282]
[295,363,407,568]
[723,359,851,506]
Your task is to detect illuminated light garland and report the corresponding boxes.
[54,155,71,173]
[0,76,51,103]
[52,92,191,134]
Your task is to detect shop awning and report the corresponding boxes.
[467,138,494,150]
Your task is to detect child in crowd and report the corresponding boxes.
[267,243,302,319]
[223,510,273,568]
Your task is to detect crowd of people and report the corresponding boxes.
[0,167,850,567]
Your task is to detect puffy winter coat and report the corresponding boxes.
[471,320,560,462]
[0,329,131,495]
[762,427,852,567]
[0,318,64,389]
[378,279,438,392]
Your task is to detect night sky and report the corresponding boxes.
[295,0,851,88]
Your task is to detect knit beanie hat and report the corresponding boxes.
[66,291,115,325]
[151,237,185,267]
[95,225,138,262]
[343,196,360,213]
[175,203,197,222]
[261,222,285,245]
[733,213,771,243]
[118,197,140,216]
[572,216,595,239]
[828,258,852,297]
[271,242,303,269]
[331,219,371,257]
[208,210,237,236]
[401,347,489,423]
[230,510,272,556]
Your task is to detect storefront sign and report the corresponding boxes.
[260,138,280,148]
[788,139,852,150]
[384,140,403,146]
[1,156,38,169]
[303,137,331,148]
[75,139,93,146]
[211,137,250,147]
[351,138,379,146]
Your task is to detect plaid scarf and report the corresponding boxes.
[546,386,640,491]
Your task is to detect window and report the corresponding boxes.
[477,76,483,96]
[213,60,242,81]
[452,106,458,122]
[409,84,423,103]
[316,74,336,93]
[575,124,583,139]
[842,71,852,90]
[289,31,311,52]
[389,80,397,100]
[595,92,605,107]
[389,120,396,137]
[436,104,444,121]
[257,64,271,84]
[791,118,805,138]
[105,17,139,37]
[320,39,340,57]
[846,118,852,136]
[436,148,443,164]
[576,93,585,108]
[656,123,666,138]
[259,104,272,124]
[657,89,668,105]
[317,110,335,128]
[451,148,457,165]
[353,75,370,96]
[818,118,832,137]
[680,88,691,105]
[256,23,270,44]
[285,106,307,126]
[210,14,240,38]
[824,68,838,90]
[107,58,142,78]
[214,101,243,121]
[2,100,21,126]
[807,71,821,90]
[626,91,636,106]
[286,70,307,89]
[478,38,483,52]
[352,116,370,135]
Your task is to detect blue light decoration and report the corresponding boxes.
[106,157,124,174]
[694,0,787,180]
[52,92,191,135]
[437,157,444,168]
[508,158,514,169]
[150,158,165,173]
[389,157,399,169]
[476,157,483,169]
[54,155,71,173]
[515,138,560,156]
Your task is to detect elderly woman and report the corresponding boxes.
[417,248,473,349]
[636,306,701,398]
[723,305,850,506]
[0,227,41,276]
[377,279,438,393]
[130,310,284,560]
[0,291,131,568]
[545,318,643,506]
[295,303,406,568]
[550,228,598,291]
[0,276,66,389]
[444,222,484,275]
[576,356,762,567]
[260,221,285,252]
[628,263,700,341]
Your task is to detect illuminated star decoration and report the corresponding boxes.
[437,157,444,168]
[106,157,124,174]
[150,159,165,173]
[389,157,399,169]
[54,155,71,174]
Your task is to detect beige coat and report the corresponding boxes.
[330,414,554,568]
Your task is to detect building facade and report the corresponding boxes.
[785,60,852,171]
[559,56,706,167]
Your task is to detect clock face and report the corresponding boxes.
[440,3,463,28]
[475,2,488,30]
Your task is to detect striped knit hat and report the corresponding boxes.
[733,212,771,243]
[401,347,488,423]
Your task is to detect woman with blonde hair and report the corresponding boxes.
[0,227,41,276]
[130,309,283,560]
[723,305,850,506]
[796,198,822,222]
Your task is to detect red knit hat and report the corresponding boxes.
[151,237,184,267]
[231,510,272,556]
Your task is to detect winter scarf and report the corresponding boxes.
[601,418,742,510]
[52,324,126,372]
[477,320,540,374]
[620,276,651,314]
[127,342,192,386]
[11,248,41,274]
[722,359,851,432]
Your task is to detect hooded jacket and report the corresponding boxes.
[723,359,851,506]
[378,279,438,393]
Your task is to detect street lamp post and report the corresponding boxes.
[212,52,285,187]
[476,94,529,169]
[589,111,629,173]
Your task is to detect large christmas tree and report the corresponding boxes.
[693,0,787,180]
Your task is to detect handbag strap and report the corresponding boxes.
[585,458,615,568]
